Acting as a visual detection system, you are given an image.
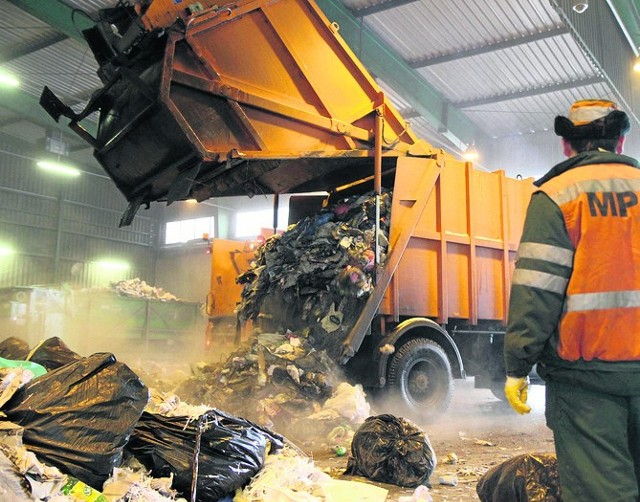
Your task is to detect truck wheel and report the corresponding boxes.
[387,338,453,420]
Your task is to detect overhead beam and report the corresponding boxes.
[316,0,486,151]
[456,75,606,108]
[0,33,68,63]
[607,0,640,56]
[351,0,420,18]
[4,0,97,138]
[410,27,570,68]
[7,0,93,42]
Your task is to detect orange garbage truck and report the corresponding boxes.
[40,0,533,416]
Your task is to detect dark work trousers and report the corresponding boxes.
[546,379,640,502]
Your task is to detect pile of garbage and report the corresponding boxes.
[0,336,286,501]
[0,335,437,501]
[83,278,181,301]
[236,190,391,361]
[173,331,376,443]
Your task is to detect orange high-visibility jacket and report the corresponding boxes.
[504,151,640,378]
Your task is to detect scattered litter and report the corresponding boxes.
[398,485,433,502]
[0,367,38,408]
[322,382,370,424]
[438,475,458,486]
[102,467,185,502]
[443,452,459,465]
[61,477,108,501]
[236,445,388,501]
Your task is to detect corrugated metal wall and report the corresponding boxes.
[0,135,159,289]
[552,0,638,117]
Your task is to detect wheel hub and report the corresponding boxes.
[409,368,430,394]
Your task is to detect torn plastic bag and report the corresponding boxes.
[345,414,436,488]
[0,337,30,360]
[26,336,82,370]
[2,352,148,489]
[476,453,561,502]
[126,409,284,501]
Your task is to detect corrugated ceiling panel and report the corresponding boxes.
[4,38,100,101]
[464,81,615,138]
[416,33,599,104]
[360,0,563,62]
[0,1,61,49]
[551,0,638,124]
[60,0,119,13]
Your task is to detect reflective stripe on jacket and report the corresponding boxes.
[538,163,640,361]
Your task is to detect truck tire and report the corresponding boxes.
[387,338,454,420]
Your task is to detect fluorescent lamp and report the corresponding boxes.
[462,144,479,161]
[0,245,14,257]
[0,70,19,87]
[37,160,81,177]
[96,260,130,271]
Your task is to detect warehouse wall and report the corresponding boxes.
[154,194,284,303]
[0,134,159,290]
[155,243,212,304]
[483,126,640,183]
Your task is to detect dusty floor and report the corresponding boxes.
[307,379,553,501]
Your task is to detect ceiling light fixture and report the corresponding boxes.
[462,143,479,161]
[95,260,130,271]
[0,69,19,87]
[572,0,588,13]
[36,160,81,177]
[0,245,14,257]
[634,57,640,73]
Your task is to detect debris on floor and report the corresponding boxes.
[236,444,389,502]
[0,336,388,501]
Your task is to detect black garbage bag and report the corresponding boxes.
[27,336,82,370]
[345,414,436,487]
[2,352,148,489]
[0,337,30,360]
[476,453,562,502]
[126,409,285,501]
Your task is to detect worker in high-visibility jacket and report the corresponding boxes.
[503,99,640,502]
